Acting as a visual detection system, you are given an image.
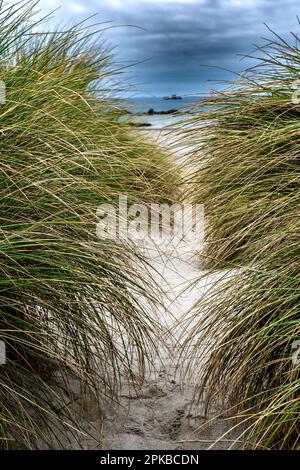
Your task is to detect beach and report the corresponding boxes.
[99,122,240,450]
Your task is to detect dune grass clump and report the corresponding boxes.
[0,1,177,448]
[184,28,300,269]
[184,29,300,448]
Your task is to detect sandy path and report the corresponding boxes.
[33,128,244,451]
[100,129,241,450]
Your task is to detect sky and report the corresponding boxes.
[15,0,300,96]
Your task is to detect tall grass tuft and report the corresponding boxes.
[0,1,177,448]
[184,27,300,448]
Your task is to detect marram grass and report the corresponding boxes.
[0,1,177,448]
[184,28,300,448]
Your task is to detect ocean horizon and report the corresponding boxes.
[121,96,201,128]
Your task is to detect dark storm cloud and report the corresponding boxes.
[45,0,300,95]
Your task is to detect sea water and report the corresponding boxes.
[121,96,200,128]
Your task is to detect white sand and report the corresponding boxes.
[98,129,241,450]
